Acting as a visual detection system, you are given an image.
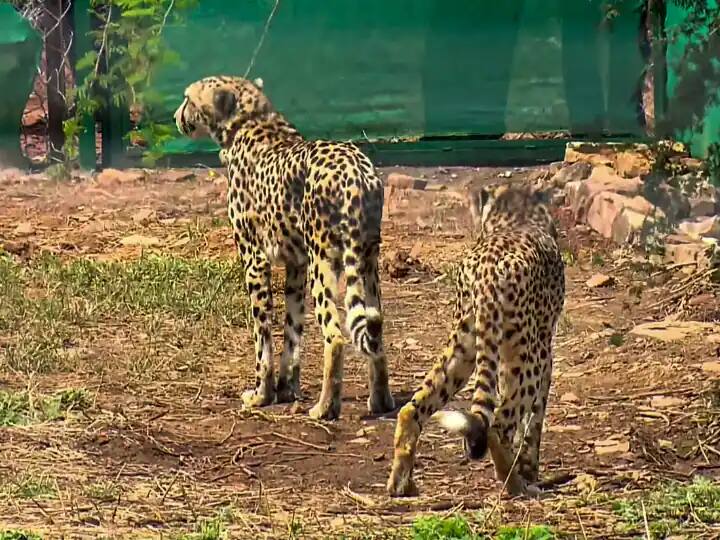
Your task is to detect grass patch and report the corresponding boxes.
[0,388,91,426]
[411,516,556,540]
[0,253,247,375]
[1,471,56,500]
[614,477,720,536]
[84,480,121,503]
[176,507,234,540]
[0,532,43,540]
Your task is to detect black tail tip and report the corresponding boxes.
[462,417,489,460]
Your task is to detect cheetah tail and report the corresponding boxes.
[343,248,382,358]
[432,409,490,460]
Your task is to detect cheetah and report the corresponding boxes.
[386,183,565,497]
[173,76,395,420]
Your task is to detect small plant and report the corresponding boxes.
[614,477,720,536]
[0,531,43,540]
[495,526,555,540]
[1,472,57,500]
[84,481,120,502]
[0,389,91,427]
[412,515,480,540]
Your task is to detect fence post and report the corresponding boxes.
[651,0,668,138]
[45,0,66,162]
[70,0,97,170]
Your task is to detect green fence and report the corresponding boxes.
[77,0,650,167]
[0,4,42,167]
[664,1,720,159]
[10,1,720,169]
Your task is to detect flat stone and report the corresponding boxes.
[386,173,427,190]
[677,216,720,240]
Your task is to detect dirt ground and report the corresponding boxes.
[0,164,719,539]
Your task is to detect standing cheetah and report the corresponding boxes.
[174,76,395,420]
[386,184,565,497]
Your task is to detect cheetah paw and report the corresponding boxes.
[367,388,395,414]
[241,388,275,408]
[276,379,301,404]
[386,470,418,497]
[308,399,340,421]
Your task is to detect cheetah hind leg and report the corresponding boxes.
[276,261,307,403]
[433,410,540,498]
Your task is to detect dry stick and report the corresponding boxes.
[482,415,535,529]
[271,431,329,451]
[641,500,652,540]
[161,469,181,504]
[575,508,589,540]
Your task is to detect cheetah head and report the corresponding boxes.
[174,76,271,145]
[467,183,556,238]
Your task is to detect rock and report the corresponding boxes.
[382,249,411,279]
[161,170,196,182]
[386,173,427,191]
[702,361,720,374]
[677,216,720,240]
[650,396,685,408]
[119,234,162,247]
[97,168,146,185]
[586,191,659,239]
[565,166,642,222]
[13,221,34,236]
[409,241,424,260]
[611,208,654,245]
[549,161,592,188]
[614,151,651,178]
[586,273,614,288]
[594,438,630,456]
[132,208,157,225]
[663,237,710,266]
[689,196,717,218]
[560,392,579,403]
[0,167,25,183]
[630,320,718,342]
[564,143,613,167]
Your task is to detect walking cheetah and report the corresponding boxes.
[174,76,395,420]
[386,183,565,497]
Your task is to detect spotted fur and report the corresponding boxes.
[386,184,565,497]
[174,76,395,420]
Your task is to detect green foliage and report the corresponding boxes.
[0,388,91,426]
[614,477,720,536]
[410,516,557,540]
[0,532,43,540]
[412,516,479,540]
[495,526,555,540]
[68,0,198,166]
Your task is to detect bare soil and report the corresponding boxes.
[0,165,718,539]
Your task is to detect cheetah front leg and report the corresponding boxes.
[241,253,276,408]
[386,302,475,496]
[276,260,308,403]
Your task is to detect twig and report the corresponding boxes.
[244,0,281,78]
[575,508,589,540]
[161,468,181,503]
[218,420,237,446]
[271,431,330,451]
[482,416,534,528]
[641,500,652,540]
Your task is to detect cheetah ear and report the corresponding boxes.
[213,89,237,121]
[252,77,264,90]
